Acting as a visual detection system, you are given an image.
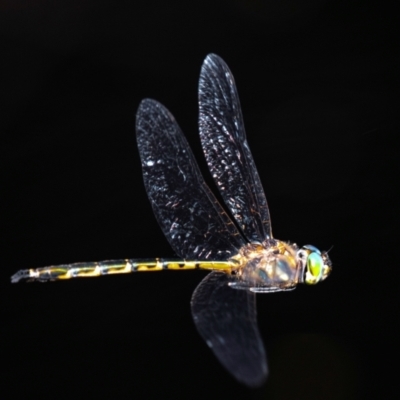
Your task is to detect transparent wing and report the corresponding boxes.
[191,271,267,387]
[136,99,245,260]
[199,54,272,242]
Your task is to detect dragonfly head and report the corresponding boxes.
[298,245,332,285]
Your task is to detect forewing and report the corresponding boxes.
[199,54,272,242]
[191,271,268,387]
[136,99,245,260]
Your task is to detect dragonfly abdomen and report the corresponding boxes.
[11,259,235,283]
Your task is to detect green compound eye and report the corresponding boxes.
[308,252,323,277]
[305,252,324,284]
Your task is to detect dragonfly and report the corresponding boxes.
[11,54,332,388]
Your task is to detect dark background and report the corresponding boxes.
[1,1,398,399]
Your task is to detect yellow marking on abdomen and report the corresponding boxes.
[197,261,234,271]
[135,258,164,271]
[166,261,197,270]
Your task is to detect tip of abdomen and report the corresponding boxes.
[11,269,30,283]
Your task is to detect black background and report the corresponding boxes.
[1,1,398,399]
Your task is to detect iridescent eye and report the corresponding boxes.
[306,252,324,281]
[303,245,321,255]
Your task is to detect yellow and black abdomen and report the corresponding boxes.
[11,258,235,283]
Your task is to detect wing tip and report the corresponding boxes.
[137,98,159,112]
[202,53,226,72]
[204,53,221,62]
[136,98,175,125]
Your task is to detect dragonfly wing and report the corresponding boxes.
[199,54,272,242]
[136,99,245,260]
[191,271,268,387]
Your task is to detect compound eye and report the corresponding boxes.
[303,244,321,255]
[306,252,324,282]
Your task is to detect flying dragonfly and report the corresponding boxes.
[11,54,332,387]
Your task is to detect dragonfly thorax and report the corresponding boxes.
[229,240,302,292]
